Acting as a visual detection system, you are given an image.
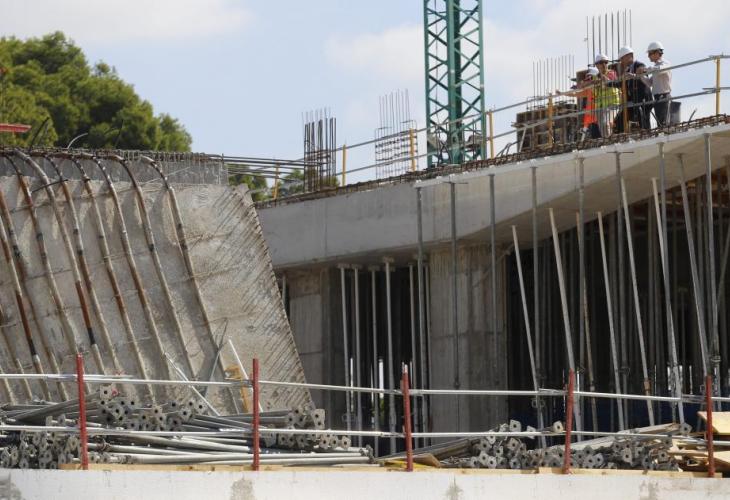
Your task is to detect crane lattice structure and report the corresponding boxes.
[423,0,486,168]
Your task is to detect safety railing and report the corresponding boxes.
[256,54,729,203]
[0,354,720,476]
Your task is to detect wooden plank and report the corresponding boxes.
[698,411,730,435]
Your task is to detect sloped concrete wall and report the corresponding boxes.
[0,153,309,412]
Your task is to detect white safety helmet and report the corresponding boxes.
[586,67,600,77]
[646,41,664,53]
[594,53,609,64]
[618,46,634,59]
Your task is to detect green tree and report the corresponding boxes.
[0,31,192,151]
[229,171,270,202]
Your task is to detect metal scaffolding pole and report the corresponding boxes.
[415,186,429,443]
[338,265,352,435]
[383,257,397,453]
[619,176,655,424]
[597,211,626,430]
[548,208,581,432]
[449,182,461,429]
[352,265,363,447]
[368,265,380,457]
[656,142,686,423]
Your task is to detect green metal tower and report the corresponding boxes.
[423,0,486,168]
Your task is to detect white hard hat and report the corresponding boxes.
[618,46,633,59]
[594,53,609,64]
[646,41,664,53]
[586,67,600,77]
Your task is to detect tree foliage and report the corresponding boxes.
[0,32,192,150]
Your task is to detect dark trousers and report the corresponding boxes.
[653,93,671,127]
[613,101,653,133]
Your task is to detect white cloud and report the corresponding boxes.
[325,24,423,86]
[0,0,251,43]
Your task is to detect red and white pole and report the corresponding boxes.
[76,354,89,470]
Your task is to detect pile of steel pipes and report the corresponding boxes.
[427,420,685,471]
[0,386,372,469]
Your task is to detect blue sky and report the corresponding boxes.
[2,0,728,183]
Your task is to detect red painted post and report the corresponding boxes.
[75,354,89,470]
[562,370,575,474]
[706,375,716,478]
[252,358,260,471]
[401,365,414,472]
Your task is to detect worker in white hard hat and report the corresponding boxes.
[609,46,653,132]
[646,42,672,127]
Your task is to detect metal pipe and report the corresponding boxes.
[619,176,654,424]
[490,172,498,392]
[704,136,721,390]
[415,186,428,445]
[383,257,396,453]
[548,208,581,431]
[511,226,545,446]
[407,263,418,447]
[677,155,711,376]
[656,142,686,422]
[352,265,363,447]
[368,264,380,456]
[449,182,461,427]
[596,211,626,429]
[338,264,351,435]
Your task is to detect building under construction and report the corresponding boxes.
[0,2,729,499]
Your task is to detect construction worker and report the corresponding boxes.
[592,54,620,137]
[646,41,672,127]
[610,46,653,133]
[557,67,601,140]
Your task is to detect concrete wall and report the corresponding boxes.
[0,152,309,411]
[428,244,508,431]
[0,469,727,500]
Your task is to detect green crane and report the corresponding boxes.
[423,0,486,167]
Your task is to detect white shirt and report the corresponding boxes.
[649,59,672,95]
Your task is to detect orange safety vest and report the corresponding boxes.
[578,87,597,128]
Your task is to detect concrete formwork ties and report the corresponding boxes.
[7,154,81,376]
[64,155,124,375]
[15,151,105,376]
[138,156,223,381]
[39,153,118,377]
[84,155,153,397]
[103,155,178,382]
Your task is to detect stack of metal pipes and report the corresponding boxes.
[408,420,686,471]
[0,386,372,469]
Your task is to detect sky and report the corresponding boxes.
[1,0,729,184]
